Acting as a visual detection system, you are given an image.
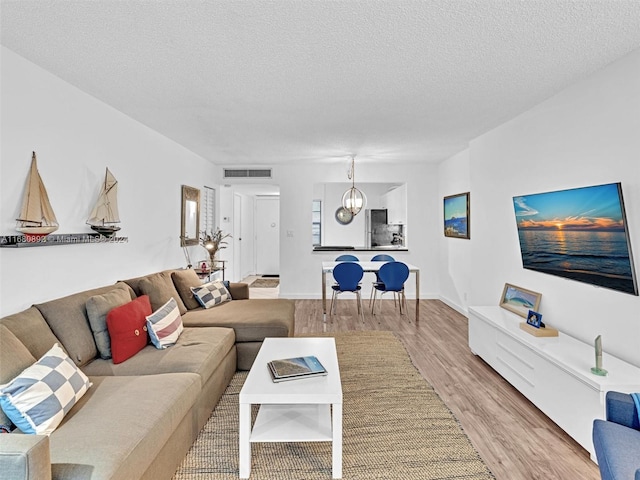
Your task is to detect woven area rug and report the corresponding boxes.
[250,278,280,288]
[173,331,495,479]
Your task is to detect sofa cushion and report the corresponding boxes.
[85,288,132,359]
[106,296,151,364]
[146,298,184,349]
[49,373,200,480]
[227,282,249,300]
[191,280,231,308]
[0,325,37,430]
[171,269,203,310]
[82,327,235,384]
[34,283,135,367]
[0,344,91,435]
[138,272,188,315]
[0,307,61,360]
[182,298,295,342]
[0,434,51,480]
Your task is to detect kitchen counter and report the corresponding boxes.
[312,245,408,252]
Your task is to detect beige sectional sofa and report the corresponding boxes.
[0,269,295,480]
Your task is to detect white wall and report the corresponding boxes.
[0,47,216,316]
[437,149,472,315]
[463,48,640,367]
[255,197,280,275]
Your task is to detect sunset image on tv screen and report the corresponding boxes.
[513,183,637,295]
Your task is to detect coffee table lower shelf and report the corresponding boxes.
[251,404,333,442]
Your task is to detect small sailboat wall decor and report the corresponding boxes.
[87,168,121,237]
[16,152,59,238]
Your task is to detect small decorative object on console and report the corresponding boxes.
[591,335,608,376]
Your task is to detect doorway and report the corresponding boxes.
[229,185,280,280]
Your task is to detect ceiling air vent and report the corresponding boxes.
[223,168,272,178]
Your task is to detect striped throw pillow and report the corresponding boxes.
[190,280,231,308]
[146,297,184,349]
[0,343,92,435]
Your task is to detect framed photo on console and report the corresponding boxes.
[526,310,543,328]
[499,283,542,318]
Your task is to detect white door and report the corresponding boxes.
[255,197,280,275]
[233,194,242,281]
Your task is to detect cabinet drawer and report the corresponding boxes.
[468,314,496,361]
[537,356,601,455]
[495,332,537,397]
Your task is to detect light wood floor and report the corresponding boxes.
[293,298,600,480]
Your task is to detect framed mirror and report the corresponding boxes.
[181,185,200,246]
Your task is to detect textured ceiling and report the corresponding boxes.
[2,1,640,165]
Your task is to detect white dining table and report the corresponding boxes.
[321,261,420,322]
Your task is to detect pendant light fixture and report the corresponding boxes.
[341,156,367,216]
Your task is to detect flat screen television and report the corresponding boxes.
[513,182,638,296]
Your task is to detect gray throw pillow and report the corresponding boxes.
[139,272,188,315]
[171,269,203,310]
[86,288,132,359]
[0,324,37,430]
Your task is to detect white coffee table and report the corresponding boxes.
[239,337,343,479]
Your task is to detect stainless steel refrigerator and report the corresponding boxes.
[365,209,386,247]
[366,209,405,247]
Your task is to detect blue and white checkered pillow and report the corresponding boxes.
[190,280,231,308]
[0,343,92,435]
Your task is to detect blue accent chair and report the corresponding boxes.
[335,254,359,261]
[593,391,640,480]
[371,262,409,315]
[330,262,365,322]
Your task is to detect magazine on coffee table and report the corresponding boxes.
[267,355,328,382]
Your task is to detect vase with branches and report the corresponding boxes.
[200,228,232,269]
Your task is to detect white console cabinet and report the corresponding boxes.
[468,306,640,460]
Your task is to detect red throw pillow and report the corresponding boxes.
[106,295,152,364]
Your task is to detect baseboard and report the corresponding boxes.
[438,295,468,317]
[279,292,439,300]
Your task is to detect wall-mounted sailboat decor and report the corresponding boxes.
[87,168,121,237]
[15,151,59,238]
[1,154,128,248]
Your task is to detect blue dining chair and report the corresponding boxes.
[330,262,365,322]
[371,262,410,315]
[335,254,359,261]
[371,254,395,262]
[369,254,395,307]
